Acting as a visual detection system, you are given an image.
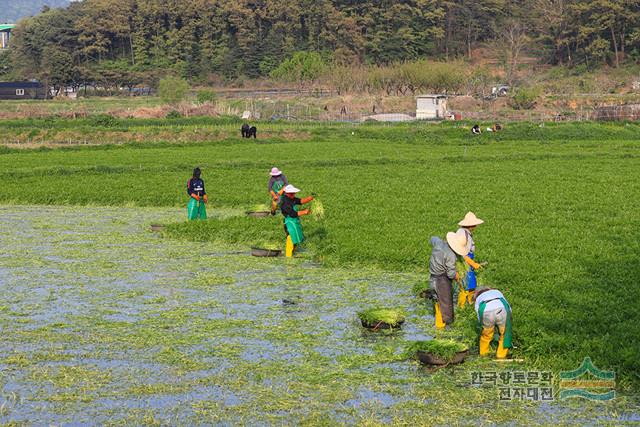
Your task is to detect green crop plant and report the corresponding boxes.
[456,259,468,280]
[0,118,638,399]
[412,280,431,297]
[310,198,325,220]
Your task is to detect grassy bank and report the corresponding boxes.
[0,119,639,391]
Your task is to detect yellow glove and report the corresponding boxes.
[464,255,481,270]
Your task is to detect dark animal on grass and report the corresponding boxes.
[241,124,257,138]
[241,123,250,138]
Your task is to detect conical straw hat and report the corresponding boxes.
[458,212,484,227]
[446,229,470,256]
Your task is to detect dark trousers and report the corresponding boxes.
[433,274,454,324]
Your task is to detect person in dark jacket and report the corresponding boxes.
[280,184,313,257]
[186,167,208,220]
[268,167,289,215]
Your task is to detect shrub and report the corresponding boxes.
[89,114,118,127]
[165,110,182,119]
[270,51,326,87]
[196,89,217,104]
[509,86,541,110]
[158,76,190,105]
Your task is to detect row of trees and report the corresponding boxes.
[271,58,481,96]
[0,0,69,23]
[2,0,639,90]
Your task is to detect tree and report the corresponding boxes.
[5,0,640,84]
[270,51,326,88]
[503,20,530,84]
[158,76,190,105]
[41,46,74,93]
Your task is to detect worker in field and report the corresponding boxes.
[473,287,513,359]
[268,167,289,215]
[280,184,313,257]
[429,230,469,328]
[186,167,208,220]
[456,212,486,307]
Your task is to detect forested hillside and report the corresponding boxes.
[0,0,70,23]
[4,0,640,89]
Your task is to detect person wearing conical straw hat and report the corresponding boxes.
[280,184,314,257]
[456,212,485,307]
[473,287,513,359]
[428,230,470,328]
[268,167,289,215]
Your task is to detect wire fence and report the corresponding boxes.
[457,105,640,122]
[238,103,640,123]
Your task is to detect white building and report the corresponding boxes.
[416,95,448,120]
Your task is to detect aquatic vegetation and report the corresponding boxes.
[412,280,431,298]
[0,119,639,422]
[404,339,468,362]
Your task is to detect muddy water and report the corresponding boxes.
[0,206,636,425]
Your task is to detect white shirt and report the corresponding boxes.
[475,289,508,313]
[457,227,475,253]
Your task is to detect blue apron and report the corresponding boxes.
[466,252,477,291]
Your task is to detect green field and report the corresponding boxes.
[0,118,639,423]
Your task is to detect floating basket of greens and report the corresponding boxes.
[251,242,282,257]
[357,307,406,330]
[406,339,469,366]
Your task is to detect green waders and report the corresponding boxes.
[284,216,304,245]
[187,197,207,220]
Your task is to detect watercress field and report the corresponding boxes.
[0,119,638,424]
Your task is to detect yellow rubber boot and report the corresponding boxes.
[457,289,469,308]
[285,236,294,258]
[434,302,446,329]
[479,327,494,356]
[496,326,509,359]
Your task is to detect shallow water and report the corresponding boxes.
[0,206,637,425]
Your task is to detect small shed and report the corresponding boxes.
[0,81,47,100]
[416,95,447,119]
[0,24,14,50]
